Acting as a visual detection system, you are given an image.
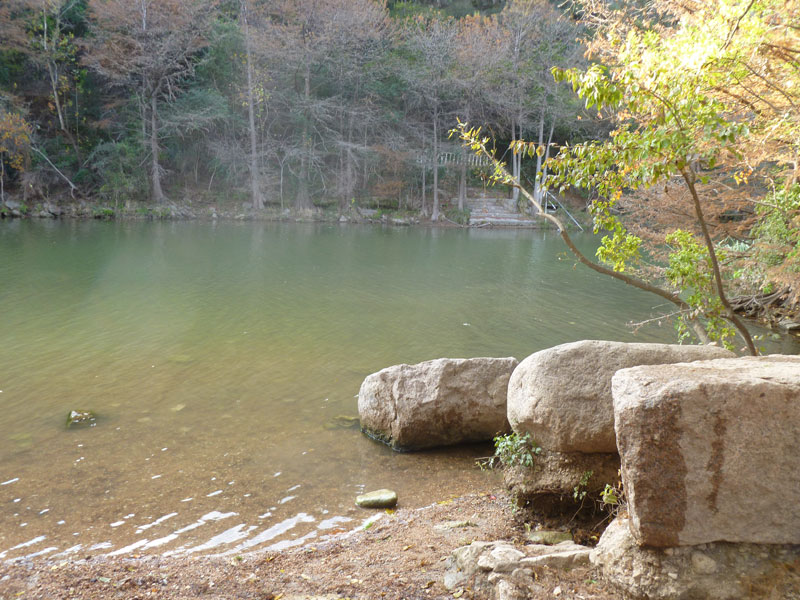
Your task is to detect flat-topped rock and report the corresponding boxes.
[358,357,517,451]
[507,340,734,453]
[613,355,800,546]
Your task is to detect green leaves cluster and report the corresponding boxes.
[492,432,541,469]
[753,186,800,271]
[665,230,736,348]
[538,3,784,351]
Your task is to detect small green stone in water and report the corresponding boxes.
[66,410,97,428]
[356,489,397,509]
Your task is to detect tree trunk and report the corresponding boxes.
[47,61,80,160]
[511,117,520,206]
[458,161,466,211]
[279,159,285,210]
[421,162,427,216]
[242,1,263,210]
[431,107,440,221]
[296,58,313,212]
[150,93,166,204]
[533,112,545,207]
[540,120,555,207]
[681,166,757,355]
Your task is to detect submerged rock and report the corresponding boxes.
[168,354,193,364]
[325,415,360,430]
[66,410,97,428]
[355,489,397,509]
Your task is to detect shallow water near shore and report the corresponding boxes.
[1,219,796,560]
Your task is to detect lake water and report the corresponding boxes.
[1,219,795,560]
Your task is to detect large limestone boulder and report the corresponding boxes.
[612,355,800,546]
[358,357,517,451]
[507,340,734,453]
[591,516,800,600]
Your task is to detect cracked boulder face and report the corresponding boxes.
[357,357,518,451]
[612,355,800,546]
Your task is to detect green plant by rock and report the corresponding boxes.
[600,484,620,508]
[573,469,593,502]
[489,432,542,469]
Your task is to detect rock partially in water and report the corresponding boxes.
[355,489,397,509]
[66,410,97,428]
[358,356,518,451]
[778,318,800,332]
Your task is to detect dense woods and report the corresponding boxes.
[1,0,799,335]
[0,0,589,213]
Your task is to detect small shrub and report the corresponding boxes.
[444,207,470,225]
[573,469,594,502]
[92,206,114,219]
[600,483,621,507]
[491,432,541,468]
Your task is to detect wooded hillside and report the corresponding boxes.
[0,0,590,214]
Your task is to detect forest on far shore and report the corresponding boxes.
[0,0,596,218]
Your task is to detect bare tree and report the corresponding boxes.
[492,0,583,206]
[402,15,459,221]
[240,0,264,209]
[85,0,217,203]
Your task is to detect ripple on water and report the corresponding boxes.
[0,535,47,559]
[3,221,750,561]
[220,512,316,555]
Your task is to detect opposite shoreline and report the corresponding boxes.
[0,197,581,230]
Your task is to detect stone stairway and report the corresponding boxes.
[465,194,538,227]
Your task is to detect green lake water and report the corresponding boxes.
[1,219,796,559]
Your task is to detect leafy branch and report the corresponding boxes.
[451,120,717,345]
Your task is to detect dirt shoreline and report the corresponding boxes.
[0,490,619,600]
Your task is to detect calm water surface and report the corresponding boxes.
[1,220,795,560]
